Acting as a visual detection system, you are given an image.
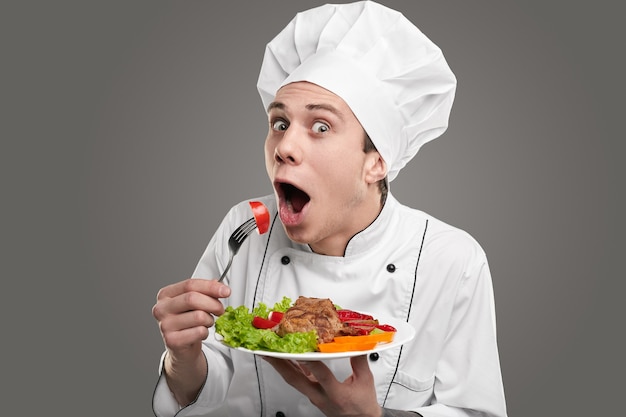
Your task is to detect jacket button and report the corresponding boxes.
[369,352,379,361]
[386,264,396,273]
[276,412,286,417]
[281,256,290,265]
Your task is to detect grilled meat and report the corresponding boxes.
[276,296,360,343]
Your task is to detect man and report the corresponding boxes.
[152,2,507,416]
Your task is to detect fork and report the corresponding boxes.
[217,217,257,282]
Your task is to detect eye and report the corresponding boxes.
[271,119,288,131]
[312,121,329,134]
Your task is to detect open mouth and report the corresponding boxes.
[279,183,311,214]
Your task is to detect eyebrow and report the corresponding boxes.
[267,101,345,120]
[267,102,285,112]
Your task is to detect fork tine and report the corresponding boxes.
[218,217,259,283]
[241,222,257,238]
[233,217,257,241]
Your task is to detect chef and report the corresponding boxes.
[152,2,508,416]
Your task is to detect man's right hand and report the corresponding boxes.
[152,278,231,406]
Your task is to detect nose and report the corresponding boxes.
[274,127,302,165]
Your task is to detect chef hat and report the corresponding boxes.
[257,1,457,182]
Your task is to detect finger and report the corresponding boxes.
[349,354,373,381]
[162,325,210,351]
[153,290,225,319]
[159,309,215,334]
[297,360,338,389]
[295,361,318,382]
[157,278,231,300]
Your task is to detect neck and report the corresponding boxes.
[309,190,384,257]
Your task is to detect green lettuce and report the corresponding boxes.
[215,297,318,353]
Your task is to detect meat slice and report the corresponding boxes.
[276,296,354,343]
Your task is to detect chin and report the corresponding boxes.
[281,224,309,244]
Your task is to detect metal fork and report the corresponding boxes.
[217,217,257,282]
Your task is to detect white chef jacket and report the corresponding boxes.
[153,193,508,417]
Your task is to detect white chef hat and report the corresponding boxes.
[257,1,457,182]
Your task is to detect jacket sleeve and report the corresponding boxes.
[152,207,241,417]
[152,342,234,417]
[415,248,508,417]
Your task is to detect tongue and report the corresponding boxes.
[290,188,309,213]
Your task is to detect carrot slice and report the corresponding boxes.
[334,332,395,345]
[317,341,378,353]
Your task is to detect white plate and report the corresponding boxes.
[216,317,415,361]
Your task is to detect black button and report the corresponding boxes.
[386,264,396,273]
[276,412,286,417]
[369,352,379,361]
[281,256,290,265]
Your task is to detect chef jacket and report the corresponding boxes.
[153,193,508,417]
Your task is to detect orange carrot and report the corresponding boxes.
[317,341,378,353]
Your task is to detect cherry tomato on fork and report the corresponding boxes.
[249,201,270,234]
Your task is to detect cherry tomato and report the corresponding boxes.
[249,201,270,234]
[268,311,284,323]
[252,316,278,329]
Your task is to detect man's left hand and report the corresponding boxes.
[263,355,382,417]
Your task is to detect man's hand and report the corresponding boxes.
[264,355,383,417]
[152,278,231,406]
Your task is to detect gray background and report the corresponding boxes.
[3,0,624,415]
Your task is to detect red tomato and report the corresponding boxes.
[249,201,270,234]
[251,316,278,329]
[268,311,284,323]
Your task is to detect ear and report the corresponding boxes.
[364,152,387,184]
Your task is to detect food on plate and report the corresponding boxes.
[276,297,361,343]
[215,296,396,354]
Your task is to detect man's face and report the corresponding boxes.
[264,82,385,256]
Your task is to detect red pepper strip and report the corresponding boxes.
[249,201,270,234]
[334,331,395,345]
[343,319,379,335]
[375,324,397,332]
[345,325,377,335]
[336,309,374,321]
[342,319,379,326]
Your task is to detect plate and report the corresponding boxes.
[216,316,415,361]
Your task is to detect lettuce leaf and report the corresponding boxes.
[215,297,318,353]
